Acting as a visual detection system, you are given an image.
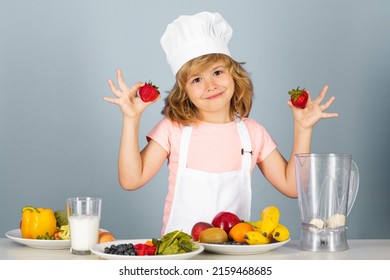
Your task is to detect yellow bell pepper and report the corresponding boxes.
[21,206,57,239]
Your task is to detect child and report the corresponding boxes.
[104,11,338,235]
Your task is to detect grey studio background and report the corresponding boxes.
[1,0,389,241]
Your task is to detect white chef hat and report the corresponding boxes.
[160,11,233,76]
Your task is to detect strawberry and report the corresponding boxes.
[139,81,160,102]
[288,86,308,109]
[134,243,156,256]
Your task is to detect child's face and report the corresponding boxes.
[185,61,235,123]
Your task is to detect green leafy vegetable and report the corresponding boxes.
[152,230,197,255]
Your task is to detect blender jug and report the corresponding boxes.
[294,154,359,252]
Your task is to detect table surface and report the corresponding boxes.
[1,238,389,260]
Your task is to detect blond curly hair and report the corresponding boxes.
[162,54,253,125]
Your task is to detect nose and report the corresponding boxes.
[205,77,217,91]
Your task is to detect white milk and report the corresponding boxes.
[69,215,100,251]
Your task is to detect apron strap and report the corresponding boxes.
[178,125,192,170]
[237,120,252,172]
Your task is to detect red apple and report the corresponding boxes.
[191,222,213,241]
[211,211,241,234]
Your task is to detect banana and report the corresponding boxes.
[326,214,346,229]
[244,231,272,245]
[271,223,290,242]
[260,205,280,237]
[246,220,263,229]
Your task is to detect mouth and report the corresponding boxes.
[203,92,223,100]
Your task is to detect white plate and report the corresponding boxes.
[200,238,290,255]
[91,239,204,260]
[5,229,70,250]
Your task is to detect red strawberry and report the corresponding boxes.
[134,243,156,256]
[139,81,160,102]
[288,87,308,109]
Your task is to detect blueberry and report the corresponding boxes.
[104,243,138,256]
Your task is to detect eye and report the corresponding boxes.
[191,77,201,84]
[214,69,224,76]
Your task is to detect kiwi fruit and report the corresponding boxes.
[199,227,228,243]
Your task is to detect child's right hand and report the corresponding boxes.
[104,69,160,119]
[287,85,338,130]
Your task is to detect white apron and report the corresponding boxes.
[164,119,252,235]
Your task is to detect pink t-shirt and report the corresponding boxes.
[147,117,277,232]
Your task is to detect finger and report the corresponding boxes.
[128,84,140,97]
[129,82,146,97]
[315,85,329,104]
[103,96,119,105]
[116,69,129,92]
[108,79,122,98]
[320,96,336,111]
[322,112,339,119]
[287,100,300,111]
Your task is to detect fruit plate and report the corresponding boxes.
[91,239,204,260]
[5,229,70,250]
[200,238,290,255]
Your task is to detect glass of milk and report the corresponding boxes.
[66,197,102,255]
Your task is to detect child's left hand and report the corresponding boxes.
[288,85,338,129]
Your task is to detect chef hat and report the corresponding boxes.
[161,11,233,76]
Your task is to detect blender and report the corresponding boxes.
[294,153,359,252]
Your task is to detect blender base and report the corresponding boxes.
[299,225,349,252]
